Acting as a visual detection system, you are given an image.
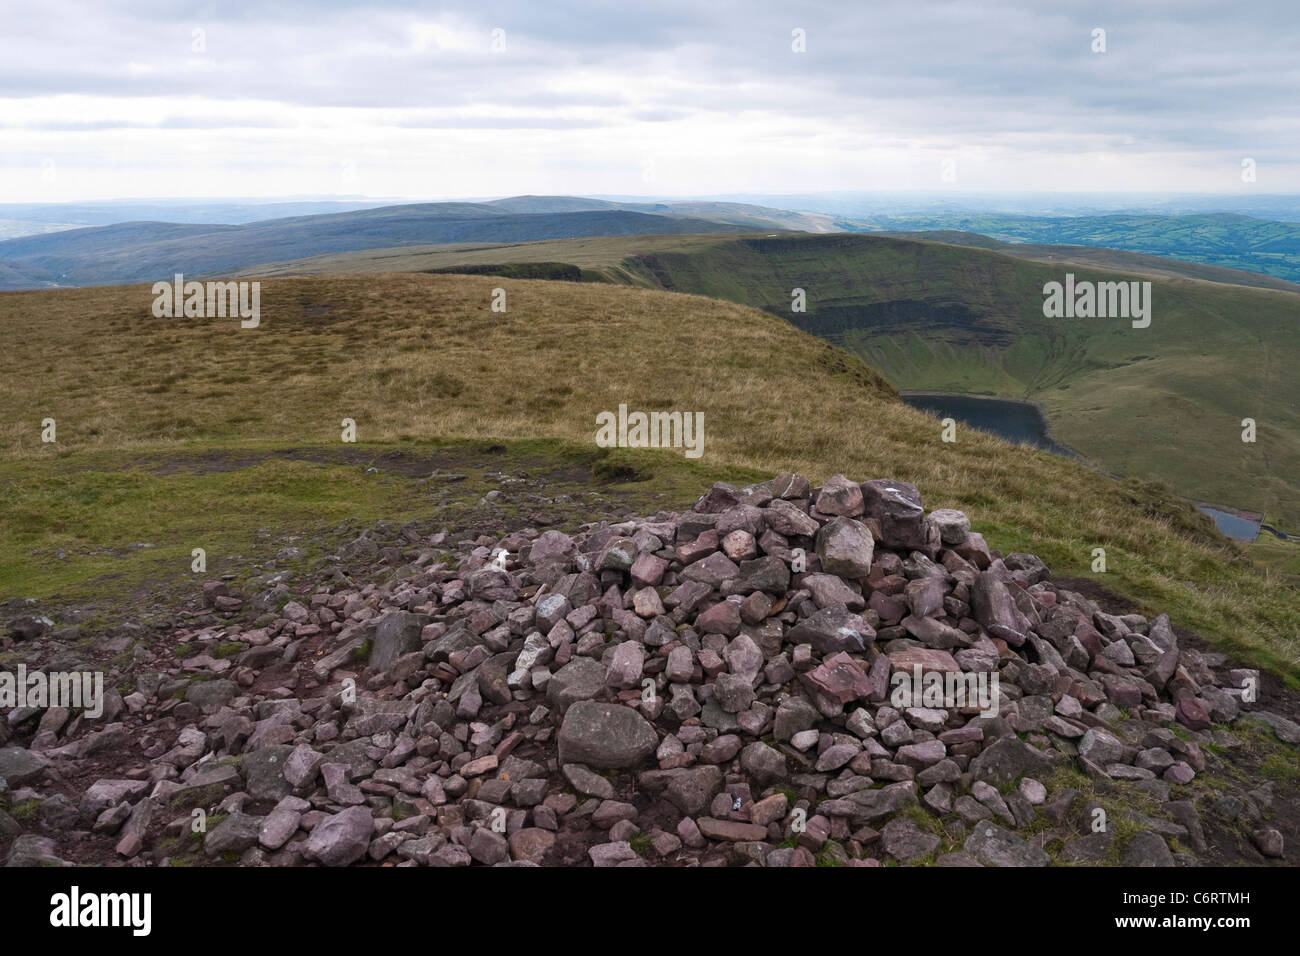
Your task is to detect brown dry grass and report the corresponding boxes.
[0,273,1295,677]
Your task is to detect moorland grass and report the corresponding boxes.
[0,274,1296,680]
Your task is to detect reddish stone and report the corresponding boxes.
[696,600,742,637]
[630,553,670,588]
[868,590,907,624]
[939,726,984,746]
[1176,698,1212,731]
[676,530,719,564]
[888,647,959,674]
[696,817,769,842]
[952,531,993,570]
[806,652,874,704]
[1074,616,1104,660]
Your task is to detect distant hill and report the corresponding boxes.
[478,195,839,232]
[0,196,854,290]
[0,198,400,232]
[857,212,1300,283]
[0,200,787,289]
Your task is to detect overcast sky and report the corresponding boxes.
[3,0,1298,201]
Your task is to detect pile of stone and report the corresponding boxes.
[3,473,1296,867]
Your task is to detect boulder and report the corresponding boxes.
[558,701,657,769]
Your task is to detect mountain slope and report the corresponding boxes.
[876,230,1300,293]
[480,195,839,232]
[0,203,770,289]
[1,274,1295,677]
[233,232,1300,527]
[619,234,1300,527]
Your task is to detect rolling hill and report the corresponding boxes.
[0,273,1295,679]
[233,232,1300,529]
[0,205,771,289]
[0,196,844,290]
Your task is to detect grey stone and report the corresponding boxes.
[787,605,875,655]
[204,812,263,857]
[562,763,615,799]
[0,747,50,787]
[6,834,69,867]
[241,745,295,802]
[547,657,608,714]
[558,701,657,769]
[369,611,430,672]
[815,517,876,579]
[964,821,1049,867]
[969,736,1054,787]
[739,741,787,785]
[1121,831,1176,867]
[881,818,941,862]
[304,806,374,867]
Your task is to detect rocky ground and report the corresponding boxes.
[2,469,1298,867]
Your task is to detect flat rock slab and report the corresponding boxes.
[697,817,769,842]
[964,821,1049,867]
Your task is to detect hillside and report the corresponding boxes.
[481,195,840,232]
[0,274,1295,683]
[876,230,1300,294]
[614,235,1300,528]
[0,197,835,290]
[234,233,1300,529]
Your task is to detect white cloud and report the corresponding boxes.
[1,0,1297,199]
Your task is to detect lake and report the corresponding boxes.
[1196,506,1261,542]
[901,392,1075,456]
[901,391,1263,542]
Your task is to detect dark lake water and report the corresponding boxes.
[1197,506,1261,542]
[901,392,1075,456]
[902,391,1262,542]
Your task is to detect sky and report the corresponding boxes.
[2,0,1298,201]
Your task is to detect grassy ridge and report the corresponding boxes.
[236,232,1300,528]
[0,209,763,289]
[624,235,1300,526]
[876,230,1300,293]
[1,274,1296,681]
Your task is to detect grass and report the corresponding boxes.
[0,451,426,601]
[243,232,1300,529]
[621,235,1300,530]
[0,273,1297,681]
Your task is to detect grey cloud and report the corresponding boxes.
[2,0,1298,191]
